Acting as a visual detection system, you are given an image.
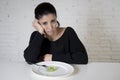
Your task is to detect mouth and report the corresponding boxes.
[46,31,52,33]
[46,31,53,34]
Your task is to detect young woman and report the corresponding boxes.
[24,2,88,64]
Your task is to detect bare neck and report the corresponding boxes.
[47,27,65,41]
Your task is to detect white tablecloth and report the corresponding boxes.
[0,61,120,80]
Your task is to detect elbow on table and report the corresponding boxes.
[81,51,88,64]
[82,57,88,64]
[75,58,88,64]
[73,52,88,64]
[23,50,39,64]
[75,54,88,64]
[81,54,88,64]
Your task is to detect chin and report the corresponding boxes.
[46,33,53,36]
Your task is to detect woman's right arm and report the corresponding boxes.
[24,19,45,64]
[24,31,45,64]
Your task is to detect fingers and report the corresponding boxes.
[32,19,44,34]
[32,19,40,28]
[43,54,52,61]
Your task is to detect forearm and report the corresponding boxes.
[52,52,88,64]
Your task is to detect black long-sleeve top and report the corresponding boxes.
[24,27,88,64]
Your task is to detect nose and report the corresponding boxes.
[47,23,52,31]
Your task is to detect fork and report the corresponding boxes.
[35,64,48,68]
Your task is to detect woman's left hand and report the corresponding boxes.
[43,54,52,61]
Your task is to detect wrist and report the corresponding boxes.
[38,30,44,35]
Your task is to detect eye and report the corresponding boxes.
[51,19,56,23]
[42,22,47,25]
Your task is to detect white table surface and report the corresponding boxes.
[0,61,120,80]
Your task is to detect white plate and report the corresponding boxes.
[32,61,74,77]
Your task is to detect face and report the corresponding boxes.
[38,13,58,36]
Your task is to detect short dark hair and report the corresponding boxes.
[35,2,57,19]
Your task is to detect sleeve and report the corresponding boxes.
[23,31,45,64]
[52,27,88,64]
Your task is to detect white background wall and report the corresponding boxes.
[0,0,120,62]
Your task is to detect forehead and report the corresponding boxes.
[38,13,56,22]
